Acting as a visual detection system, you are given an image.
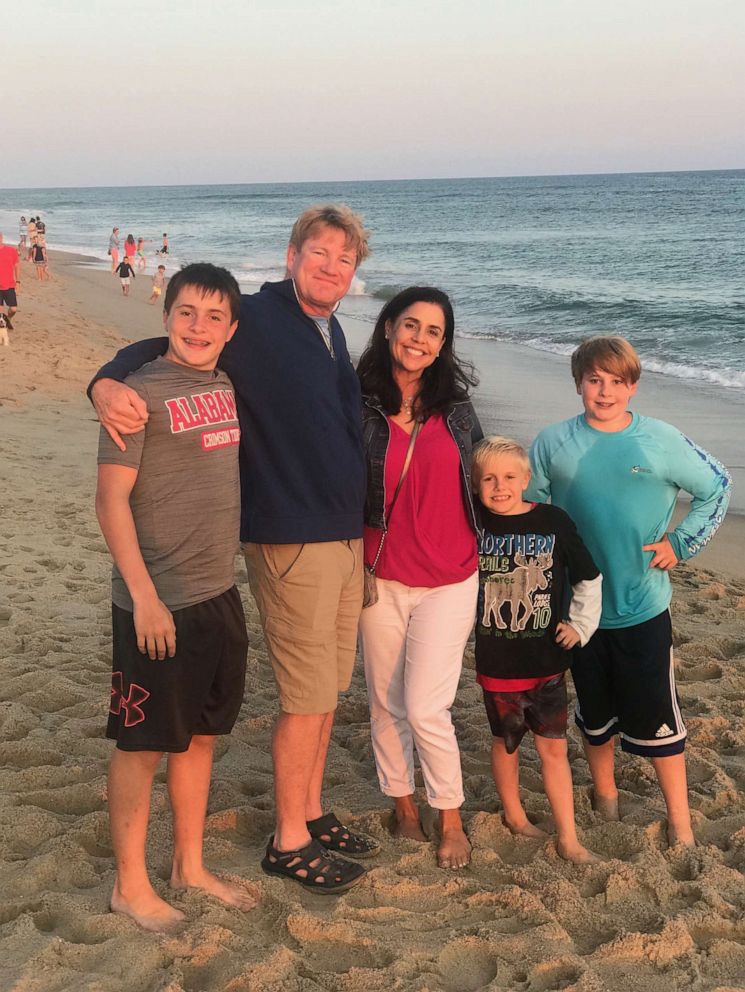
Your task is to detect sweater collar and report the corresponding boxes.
[260,277,340,319]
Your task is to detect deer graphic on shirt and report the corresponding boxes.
[481,552,553,633]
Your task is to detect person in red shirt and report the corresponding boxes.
[0,233,20,329]
[358,286,482,870]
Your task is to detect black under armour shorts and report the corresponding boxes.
[107,585,248,752]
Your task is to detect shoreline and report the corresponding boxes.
[1,246,745,992]
[18,247,745,581]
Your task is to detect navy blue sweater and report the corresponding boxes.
[91,280,366,544]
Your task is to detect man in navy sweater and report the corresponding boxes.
[90,205,379,893]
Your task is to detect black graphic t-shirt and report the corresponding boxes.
[476,502,599,681]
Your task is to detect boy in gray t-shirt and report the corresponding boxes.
[96,263,254,931]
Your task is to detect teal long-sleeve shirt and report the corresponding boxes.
[527,413,732,629]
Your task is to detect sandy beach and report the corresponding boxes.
[1,251,744,992]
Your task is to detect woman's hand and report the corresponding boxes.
[92,378,149,451]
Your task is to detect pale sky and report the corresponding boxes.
[7,0,744,187]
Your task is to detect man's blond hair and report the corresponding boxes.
[289,204,371,267]
[471,435,530,489]
[570,336,641,387]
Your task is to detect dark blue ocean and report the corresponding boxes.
[2,170,743,388]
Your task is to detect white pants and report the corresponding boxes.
[359,571,478,809]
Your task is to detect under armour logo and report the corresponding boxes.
[110,671,150,727]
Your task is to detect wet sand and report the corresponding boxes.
[1,251,743,992]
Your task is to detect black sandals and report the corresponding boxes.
[307,812,381,859]
[261,837,366,894]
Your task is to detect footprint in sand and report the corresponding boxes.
[285,914,394,974]
[524,958,586,991]
[0,606,11,627]
[688,917,745,951]
[0,740,64,769]
[677,660,723,683]
[708,637,745,661]
[437,938,501,991]
[18,782,106,817]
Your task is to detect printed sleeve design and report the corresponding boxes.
[667,433,732,560]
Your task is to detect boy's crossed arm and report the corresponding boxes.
[96,463,176,661]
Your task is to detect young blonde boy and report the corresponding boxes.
[528,336,732,845]
[149,265,166,304]
[96,263,254,931]
[472,436,602,863]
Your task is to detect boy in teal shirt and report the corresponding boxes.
[528,336,731,846]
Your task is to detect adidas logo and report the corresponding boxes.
[655,723,673,738]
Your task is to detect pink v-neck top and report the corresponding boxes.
[363,414,477,588]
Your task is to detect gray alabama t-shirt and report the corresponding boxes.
[98,356,241,611]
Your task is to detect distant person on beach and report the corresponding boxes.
[528,336,732,847]
[109,227,120,272]
[32,240,49,280]
[95,262,255,931]
[26,217,37,261]
[471,435,602,864]
[89,204,376,895]
[148,264,166,304]
[115,257,135,296]
[357,287,481,870]
[156,233,169,256]
[0,233,20,330]
[124,234,136,264]
[19,216,27,252]
[136,237,148,270]
[35,217,46,244]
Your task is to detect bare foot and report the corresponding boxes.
[556,839,602,864]
[667,825,695,849]
[505,817,549,840]
[393,816,428,843]
[111,881,185,932]
[171,868,257,911]
[393,796,428,842]
[591,790,620,822]
[438,828,471,870]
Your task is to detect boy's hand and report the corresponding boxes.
[133,596,176,660]
[92,378,149,452]
[642,534,679,570]
[555,621,581,649]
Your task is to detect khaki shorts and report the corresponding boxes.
[243,540,363,714]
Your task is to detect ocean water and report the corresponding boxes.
[2,171,743,389]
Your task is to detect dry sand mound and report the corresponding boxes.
[1,266,744,992]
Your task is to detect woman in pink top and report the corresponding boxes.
[124,234,137,263]
[358,287,482,870]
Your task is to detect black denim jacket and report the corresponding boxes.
[362,395,483,532]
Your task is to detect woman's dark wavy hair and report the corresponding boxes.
[356,286,477,416]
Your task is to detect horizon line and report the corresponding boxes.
[2,165,744,193]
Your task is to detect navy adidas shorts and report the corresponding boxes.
[107,585,248,752]
[571,610,686,757]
